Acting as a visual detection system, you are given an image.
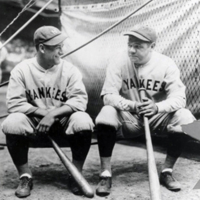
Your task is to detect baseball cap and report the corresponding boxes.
[34,26,67,46]
[123,25,157,43]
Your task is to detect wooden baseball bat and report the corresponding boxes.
[139,88,162,200]
[47,135,94,198]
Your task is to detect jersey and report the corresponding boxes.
[6,58,88,114]
[101,50,186,113]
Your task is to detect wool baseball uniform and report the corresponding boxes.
[2,57,94,135]
[95,26,196,195]
[96,49,195,137]
[1,26,95,198]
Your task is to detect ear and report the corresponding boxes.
[38,44,45,53]
[150,42,156,49]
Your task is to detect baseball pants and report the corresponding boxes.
[2,111,94,166]
[2,111,94,136]
[95,105,196,158]
[96,105,195,138]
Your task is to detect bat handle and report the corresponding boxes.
[139,88,147,102]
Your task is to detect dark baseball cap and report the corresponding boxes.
[124,25,157,43]
[34,26,67,46]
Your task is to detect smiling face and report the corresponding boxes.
[127,36,155,65]
[37,42,64,69]
[43,42,64,65]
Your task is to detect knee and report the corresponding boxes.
[66,112,94,134]
[95,105,119,129]
[173,108,196,124]
[1,113,34,135]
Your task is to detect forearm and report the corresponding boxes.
[7,101,38,115]
[160,66,186,113]
[46,105,74,119]
[31,108,49,117]
[103,94,123,107]
[103,94,137,112]
[34,105,74,134]
[31,105,74,119]
[156,96,186,113]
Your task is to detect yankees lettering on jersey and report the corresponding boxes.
[7,58,88,114]
[101,50,186,112]
[25,87,68,102]
[123,78,166,92]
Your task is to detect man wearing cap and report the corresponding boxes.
[1,26,94,198]
[95,25,195,196]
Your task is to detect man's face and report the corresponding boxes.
[127,36,154,65]
[42,42,64,66]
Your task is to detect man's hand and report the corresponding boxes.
[137,97,158,117]
[35,114,58,134]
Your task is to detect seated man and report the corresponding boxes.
[1,26,94,198]
[95,25,196,196]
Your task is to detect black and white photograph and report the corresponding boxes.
[0,0,200,199]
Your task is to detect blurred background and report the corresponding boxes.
[0,0,61,83]
[0,2,200,200]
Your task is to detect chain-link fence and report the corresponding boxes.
[61,0,200,119]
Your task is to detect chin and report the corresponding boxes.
[54,59,61,65]
[129,56,137,62]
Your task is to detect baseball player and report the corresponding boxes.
[95,25,196,196]
[1,26,94,198]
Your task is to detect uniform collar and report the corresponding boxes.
[33,57,61,72]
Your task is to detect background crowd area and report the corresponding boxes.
[1,38,36,83]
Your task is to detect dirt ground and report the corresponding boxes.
[1,86,200,200]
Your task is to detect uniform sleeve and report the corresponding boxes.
[64,67,88,112]
[7,66,38,114]
[155,63,186,113]
[103,93,124,107]
[101,57,123,97]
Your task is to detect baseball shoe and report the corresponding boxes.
[96,177,112,196]
[68,175,83,196]
[160,171,181,191]
[15,176,33,198]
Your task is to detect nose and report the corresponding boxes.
[59,48,64,56]
[129,46,136,53]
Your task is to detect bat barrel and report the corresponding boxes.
[48,136,94,198]
[143,117,162,200]
[139,88,162,200]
